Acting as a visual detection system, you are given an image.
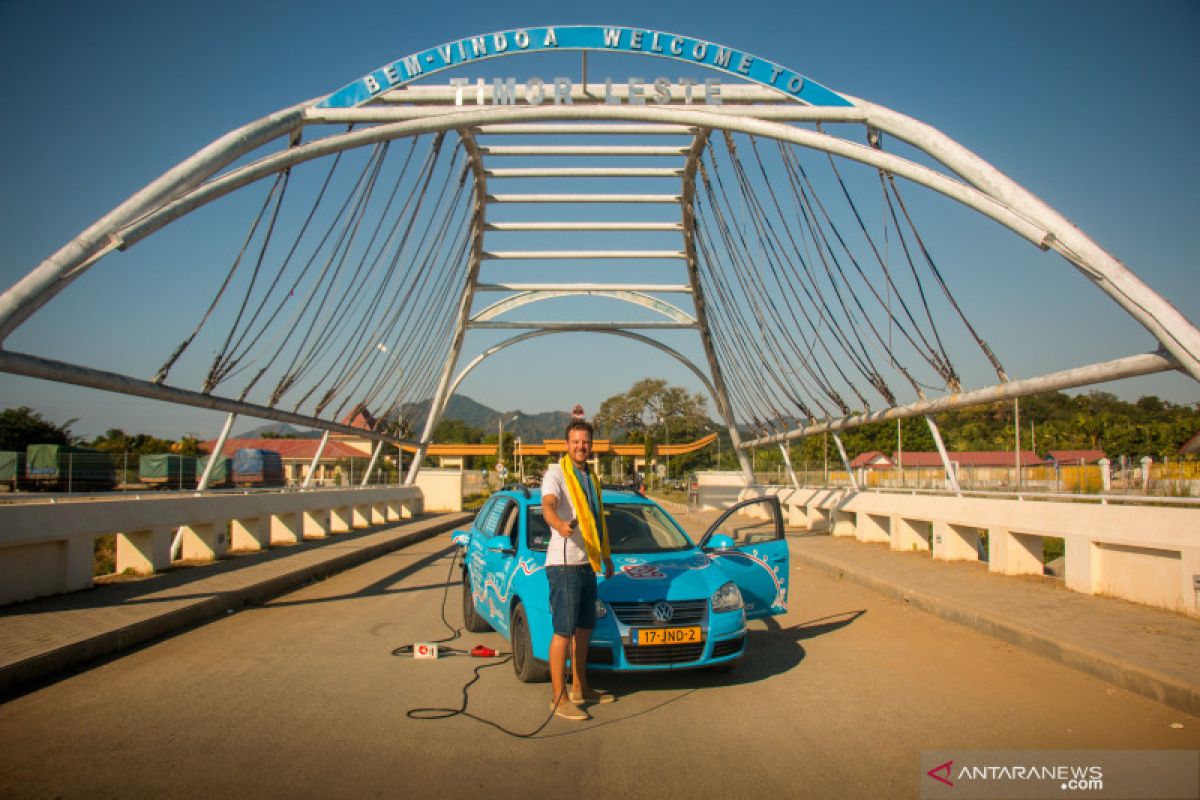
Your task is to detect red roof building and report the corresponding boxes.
[1046,449,1107,464]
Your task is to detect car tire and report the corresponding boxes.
[462,571,492,633]
[511,602,550,683]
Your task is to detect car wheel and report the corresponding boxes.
[462,571,492,633]
[511,602,549,683]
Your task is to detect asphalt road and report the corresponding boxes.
[1,528,1196,799]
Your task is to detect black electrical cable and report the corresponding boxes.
[394,546,567,738]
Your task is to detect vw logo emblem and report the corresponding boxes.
[652,601,674,623]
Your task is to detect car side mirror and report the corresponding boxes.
[451,531,469,547]
[486,534,515,555]
[704,533,736,551]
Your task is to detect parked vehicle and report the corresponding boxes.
[453,488,788,681]
[196,454,232,488]
[24,444,116,492]
[231,448,284,487]
[139,454,197,488]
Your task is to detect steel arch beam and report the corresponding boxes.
[444,329,720,410]
[471,290,696,324]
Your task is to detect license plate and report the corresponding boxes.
[629,626,702,646]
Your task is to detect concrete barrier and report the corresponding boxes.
[702,477,1200,617]
[0,486,423,605]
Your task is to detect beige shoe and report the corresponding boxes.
[569,688,616,706]
[551,698,589,721]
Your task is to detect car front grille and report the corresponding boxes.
[608,599,707,625]
[712,635,745,659]
[625,642,706,665]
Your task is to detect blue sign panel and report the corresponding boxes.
[317,25,852,109]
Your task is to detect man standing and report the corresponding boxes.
[541,418,615,721]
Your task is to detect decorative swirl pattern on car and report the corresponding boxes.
[473,558,544,635]
[712,548,788,610]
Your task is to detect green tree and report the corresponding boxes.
[0,406,77,450]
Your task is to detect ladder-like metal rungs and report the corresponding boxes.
[478,145,689,156]
[483,221,683,231]
[485,167,683,178]
[466,321,698,330]
[473,283,693,292]
[487,194,681,203]
[481,250,685,260]
[474,124,695,135]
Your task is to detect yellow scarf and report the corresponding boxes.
[559,455,610,571]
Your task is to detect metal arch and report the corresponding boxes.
[39,100,1191,385]
[444,328,720,404]
[471,289,696,324]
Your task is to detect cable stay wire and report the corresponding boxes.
[881,170,1008,383]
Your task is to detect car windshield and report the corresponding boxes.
[527,503,692,553]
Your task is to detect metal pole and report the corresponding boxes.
[1014,397,1021,490]
[832,433,859,491]
[925,414,962,495]
[360,440,384,487]
[196,413,236,493]
[778,443,801,490]
[303,431,330,488]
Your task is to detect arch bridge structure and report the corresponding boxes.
[1,25,1198,491]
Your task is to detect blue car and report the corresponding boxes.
[451,488,789,681]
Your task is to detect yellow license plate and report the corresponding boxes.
[630,626,702,646]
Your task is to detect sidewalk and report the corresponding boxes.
[0,512,471,696]
[788,533,1200,717]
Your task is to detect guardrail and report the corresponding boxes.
[695,473,1200,617]
[0,485,424,606]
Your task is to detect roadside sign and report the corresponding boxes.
[656,464,667,478]
[497,464,509,479]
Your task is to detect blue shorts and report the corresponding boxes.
[547,564,597,636]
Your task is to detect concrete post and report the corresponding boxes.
[270,512,302,545]
[330,505,353,533]
[1098,457,1111,492]
[116,526,173,574]
[1064,536,1098,595]
[932,521,980,562]
[178,522,229,561]
[1141,456,1153,493]
[855,512,890,544]
[988,528,1044,576]
[891,517,931,552]
[230,517,268,552]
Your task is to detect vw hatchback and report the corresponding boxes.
[452,488,789,681]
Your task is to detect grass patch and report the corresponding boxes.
[94,534,116,576]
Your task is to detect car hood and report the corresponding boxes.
[600,550,728,603]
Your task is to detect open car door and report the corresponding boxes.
[699,495,789,618]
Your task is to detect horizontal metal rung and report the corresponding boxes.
[474,283,693,292]
[466,321,698,330]
[484,221,683,231]
[479,146,689,156]
[485,167,683,178]
[481,250,685,260]
[474,124,695,135]
[486,194,681,204]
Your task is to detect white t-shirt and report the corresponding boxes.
[541,463,590,567]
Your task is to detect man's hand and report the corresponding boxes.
[602,557,615,579]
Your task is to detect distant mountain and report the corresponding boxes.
[234,422,323,439]
[402,394,573,441]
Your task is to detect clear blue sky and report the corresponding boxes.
[0,0,1197,439]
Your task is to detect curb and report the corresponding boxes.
[0,513,471,697]
[792,548,1200,718]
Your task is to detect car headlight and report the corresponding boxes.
[595,600,608,618]
[711,581,743,613]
